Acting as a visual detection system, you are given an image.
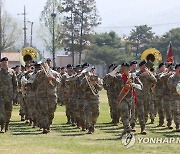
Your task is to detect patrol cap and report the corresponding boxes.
[158,62,165,69]
[0,57,8,62]
[130,60,137,66]
[109,64,115,69]
[46,58,51,62]
[139,60,147,67]
[82,62,89,68]
[175,63,180,69]
[121,62,130,67]
[66,64,73,68]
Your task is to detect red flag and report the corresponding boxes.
[166,41,174,63]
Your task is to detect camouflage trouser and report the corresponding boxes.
[75,98,85,126]
[84,99,100,128]
[137,95,150,129]
[149,94,155,121]
[119,97,132,132]
[69,97,76,124]
[0,95,13,125]
[163,95,173,124]
[130,101,137,127]
[64,96,71,122]
[38,96,57,129]
[156,95,165,125]
[27,93,36,120]
[171,98,180,127]
[22,95,29,120]
[18,93,25,117]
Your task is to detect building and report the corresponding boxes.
[1,52,20,68]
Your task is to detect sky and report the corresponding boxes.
[3,0,180,52]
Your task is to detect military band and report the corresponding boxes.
[0,56,179,136]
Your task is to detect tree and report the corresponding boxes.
[151,28,180,62]
[85,32,134,71]
[128,25,155,58]
[60,0,101,64]
[0,3,22,58]
[39,0,62,67]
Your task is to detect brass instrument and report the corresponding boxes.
[177,82,180,95]
[38,59,54,86]
[85,73,99,96]
[20,47,41,66]
[141,48,162,71]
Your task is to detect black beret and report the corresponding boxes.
[166,62,173,68]
[56,67,61,70]
[139,60,147,67]
[121,62,130,67]
[175,64,180,69]
[113,65,118,70]
[25,64,31,67]
[0,57,8,62]
[14,65,20,68]
[46,58,51,62]
[82,62,89,68]
[76,64,81,68]
[35,63,41,67]
[61,66,65,70]
[130,60,137,66]
[109,64,115,69]
[66,64,73,68]
[158,62,165,69]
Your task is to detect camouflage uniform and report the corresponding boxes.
[168,73,180,131]
[0,68,17,132]
[61,73,72,124]
[161,72,173,127]
[81,75,103,134]
[34,69,60,133]
[103,74,119,124]
[136,70,156,134]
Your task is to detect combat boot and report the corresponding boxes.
[130,123,136,132]
[21,115,25,121]
[175,125,180,132]
[140,124,147,135]
[42,128,48,134]
[88,126,93,134]
[0,123,4,133]
[5,123,9,132]
[81,123,86,131]
[167,120,173,129]
[150,119,154,124]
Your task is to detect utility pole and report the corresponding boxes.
[0,2,2,59]
[18,5,27,48]
[51,2,56,68]
[28,21,33,47]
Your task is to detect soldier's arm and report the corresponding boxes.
[167,75,176,91]
[148,72,157,84]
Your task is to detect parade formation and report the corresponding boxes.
[0,47,179,137]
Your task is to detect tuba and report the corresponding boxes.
[19,47,41,66]
[141,48,162,72]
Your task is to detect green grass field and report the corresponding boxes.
[0,90,179,154]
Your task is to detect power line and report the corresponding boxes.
[96,21,180,29]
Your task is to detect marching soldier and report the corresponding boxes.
[103,64,119,125]
[33,60,60,134]
[136,60,157,135]
[167,64,180,132]
[81,68,103,134]
[0,57,18,133]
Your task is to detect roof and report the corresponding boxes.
[1,52,19,62]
